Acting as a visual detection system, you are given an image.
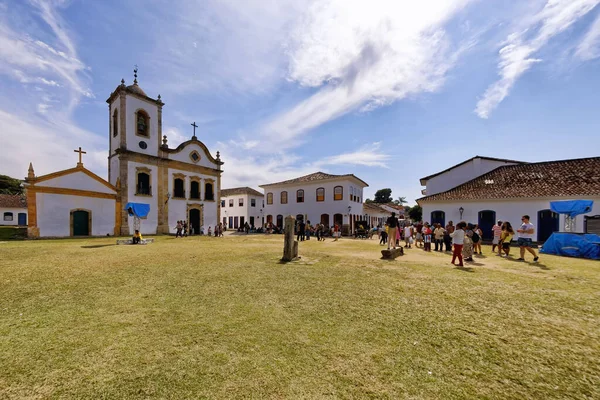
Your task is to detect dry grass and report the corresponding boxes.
[0,235,598,399]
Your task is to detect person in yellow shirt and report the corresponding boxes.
[132,229,143,244]
[498,222,514,257]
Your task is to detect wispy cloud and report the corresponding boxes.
[576,12,600,60]
[475,0,599,119]
[315,142,392,169]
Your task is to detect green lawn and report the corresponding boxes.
[0,235,598,399]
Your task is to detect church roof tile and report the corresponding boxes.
[417,157,600,203]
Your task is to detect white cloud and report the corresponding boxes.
[315,142,392,169]
[475,0,599,119]
[576,13,600,60]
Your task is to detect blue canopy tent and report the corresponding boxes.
[541,200,599,260]
[125,203,150,233]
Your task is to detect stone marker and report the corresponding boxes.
[282,215,299,261]
[381,247,404,259]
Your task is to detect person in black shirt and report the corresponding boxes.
[386,212,399,250]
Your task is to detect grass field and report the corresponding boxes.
[1,235,598,399]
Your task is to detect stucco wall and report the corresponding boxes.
[421,197,600,240]
[109,96,120,155]
[126,161,159,235]
[1,207,27,226]
[220,194,264,228]
[425,159,521,196]
[167,167,218,232]
[36,193,115,237]
[41,171,115,194]
[126,96,159,156]
[167,141,219,170]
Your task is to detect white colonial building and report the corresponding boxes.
[259,172,368,234]
[417,156,600,241]
[24,70,223,238]
[0,194,27,226]
[220,187,264,229]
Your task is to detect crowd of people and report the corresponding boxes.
[379,213,540,266]
[173,220,225,238]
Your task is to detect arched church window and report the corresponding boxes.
[205,182,214,201]
[135,109,150,137]
[173,178,185,198]
[113,109,118,137]
[136,170,151,196]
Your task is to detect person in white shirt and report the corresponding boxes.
[404,225,413,248]
[517,215,539,262]
[450,221,466,267]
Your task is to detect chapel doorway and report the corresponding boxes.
[71,210,90,236]
[189,209,201,235]
[538,209,559,242]
[430,210,445,227]
[478,210,496,241]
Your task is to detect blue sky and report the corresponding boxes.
[1,0,600,204]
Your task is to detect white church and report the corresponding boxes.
[24,71,224,238]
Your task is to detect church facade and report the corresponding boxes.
[25,72,223,238]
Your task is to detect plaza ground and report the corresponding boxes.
[0,234,598,399]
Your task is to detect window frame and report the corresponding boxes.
[239,198,244,207]
[333,186,343,201]
[316,187,325,202]
[3,212,13,221]
[134,109,150,138]
[296,189,304,203]
[251,198,256,207]
[173,176,186,199]
[280,191,288,204]
[267,193,273,205]
[229,199,234,207]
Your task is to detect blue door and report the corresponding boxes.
[18,213,27,226]
[478,210,496,241]
[430,211,445,227]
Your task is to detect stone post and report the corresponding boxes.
[282,215,298,262]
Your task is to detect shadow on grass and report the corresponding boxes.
[455,266,475,273]
[81,244,116,249]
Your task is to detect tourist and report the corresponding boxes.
[415,221,423,248]
[244,221,250,234]
[379,224,388,245]
[450,221,466,267]
[333,223,340,241]
[422,223,432,252]
[433,223,445,251]
[444,221,454,252]
[183,220,188,237]
[463,223,474,262]
[297,220,306,242]
[404,224,413,248]
[306,221,311,240]
[492,220,503,253]
[499,222,515,257]
[472,224,482,255]
[386,212,399,250]
[207,226,212,236]
[517,215,539,262]
[132,229,142,244]
[175,220,183,238]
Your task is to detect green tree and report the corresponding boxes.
[407,205,422,222]
[373,188,393,204]
[364,198,374,204]
[0,175,23,195]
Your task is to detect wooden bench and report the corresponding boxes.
[116,238,154,245]
[381,247,404,259]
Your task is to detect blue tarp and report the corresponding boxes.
[541,232,600,260]
[125,203,150,218]
[550,200,594,218]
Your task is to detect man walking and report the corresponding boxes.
[386,212,399,250]
[444,221,454,252]
[517,215,539,262]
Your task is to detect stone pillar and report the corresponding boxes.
[282,215,298,262]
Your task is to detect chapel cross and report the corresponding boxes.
[74,146,87,166]
[191,121,198,139]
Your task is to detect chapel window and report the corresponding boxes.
[334,186,343,201]
[135,109,150,137]
[296,189,304,203]
[229,199,234,207]
[112,109,118,137]
[190,181,200,199]
[136,172,151,195]
[316,187,325,202]
[267,193,273,205]
[174,178,185,198]
[205,182,214,201]
[281,191,288,204]
[3,212,13,221]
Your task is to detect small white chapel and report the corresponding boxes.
[24,69,224,238]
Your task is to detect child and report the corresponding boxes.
[450,222,466,267]
[207,226,212,236]
[422,223,432,252]
[379,226,388,245]
[499,222,515,257]
[404,225,413,248]
[333,224,340,241]
[132,229,143,244]
[473,224,483,254]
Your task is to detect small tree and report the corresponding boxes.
[0,175,23,195]
[407,205,422,222]
[373,188,393,204]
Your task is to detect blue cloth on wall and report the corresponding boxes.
[541,232,600,260]
[125,203,150,218]
[550,200,594,218]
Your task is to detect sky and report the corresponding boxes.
[1,0,600,205]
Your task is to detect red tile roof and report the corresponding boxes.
[419,156,525,185]
[417,157,600,203]
[260,171,368,187]
[221,187,263,197]
[0,194,27,208]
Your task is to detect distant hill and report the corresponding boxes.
[0,175,23,195]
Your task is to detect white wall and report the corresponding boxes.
[167,167,218,231]
[421,197,600,239]
[41,171,115,194]
[36,193,115,237]
[125,96,159,155]
[168,141,219,170]
[425,158,520,196]
[109,96,121,155]
[262,179,365,227]
[220,194,264,228]
[1,207,27,226]
[109,156,120,186]
[126,161,159,234]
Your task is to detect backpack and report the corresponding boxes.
[472,231,480,242]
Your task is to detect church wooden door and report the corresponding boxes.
[189,209,201,235]
[72,210,90,236]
